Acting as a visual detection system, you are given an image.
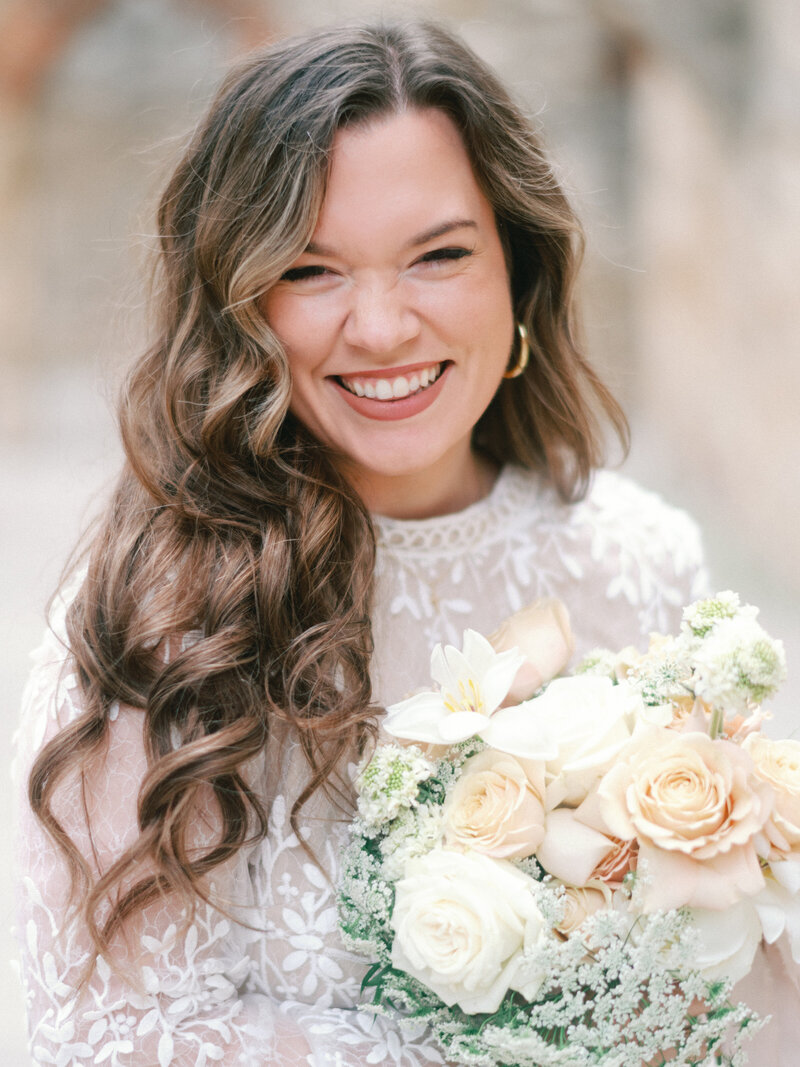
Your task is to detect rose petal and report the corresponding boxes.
[536,808,616,886]
[489,599,574,704]
[687,900,762,983]
[636,841,764,912]
[772,859,800,895]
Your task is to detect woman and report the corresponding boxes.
[15,19,792,1066]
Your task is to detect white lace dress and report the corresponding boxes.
[14,467,795,1066]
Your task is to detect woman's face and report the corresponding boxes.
[260,108,515,517]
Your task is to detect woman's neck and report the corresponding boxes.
[347,449,500,520]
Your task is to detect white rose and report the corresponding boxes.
[753,862,800,964]
[520,676,643,807]
[443,750,546,859]
[480,675,643,790]
[488,598,574,703]
[391,849,547,1013]
[687,899,763,984]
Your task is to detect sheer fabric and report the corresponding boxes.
[14,467,794,1065]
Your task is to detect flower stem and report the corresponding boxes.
[708,704,724,740]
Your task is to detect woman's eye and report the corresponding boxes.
[418,246,473,266]
[279,264,330,282]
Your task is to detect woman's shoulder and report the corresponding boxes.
[495,465,703,560]
[13,571,87,786]
[12,566,197,788]
[481,466,708,651]
[571,469,704,557]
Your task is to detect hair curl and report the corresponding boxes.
[29,19,628,961]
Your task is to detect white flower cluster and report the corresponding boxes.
[619,593,786,717]
[627,636,691,708]
[379,803,446,881]
[355,743,435,828]
[573,649,619,679]
[683,590,749,637]
[692,612,787,714]
[338,837,394,963]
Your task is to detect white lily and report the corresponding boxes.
[382,630,528,747]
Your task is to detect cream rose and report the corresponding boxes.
[598,727,771,911]
[743,733,800,857]
[390,849,547,1013]
[489,598,574,703]
[443,750,546,859]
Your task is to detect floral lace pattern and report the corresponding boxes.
[370,468,708,705]
[15,468,712,1066]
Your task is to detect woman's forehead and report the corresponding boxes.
[311,109,493,255]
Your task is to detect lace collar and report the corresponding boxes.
[373,464,553,556]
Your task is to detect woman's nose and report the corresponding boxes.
[341,282,419,353]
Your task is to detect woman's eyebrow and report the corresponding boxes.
[407,218,477,248]
[304,238,337,256]
[303,218,477,258]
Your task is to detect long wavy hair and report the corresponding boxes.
[29,20,628,960]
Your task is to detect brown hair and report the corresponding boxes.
[29,19,627,961]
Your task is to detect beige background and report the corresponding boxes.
[1,0,798,1059]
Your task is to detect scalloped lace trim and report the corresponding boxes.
[374,465,554,555]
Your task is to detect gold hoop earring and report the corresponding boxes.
[503,323,530,379]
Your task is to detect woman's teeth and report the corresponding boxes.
[339,363,443,400]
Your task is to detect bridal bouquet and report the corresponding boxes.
[338,593,798,1066]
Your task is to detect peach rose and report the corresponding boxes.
[535,806,618,886]
[553,880,613,939]
[489,598,574,703]
[444,749,546,859]
[607,644,646,682]
[536,790,637,888]
[598,727,772,911]
[591,835,638,888]
[743,733,800,857]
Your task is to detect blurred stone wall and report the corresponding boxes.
[1,0,797,1059]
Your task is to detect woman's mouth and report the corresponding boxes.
[336,362,445,401]
[332,361,451,421]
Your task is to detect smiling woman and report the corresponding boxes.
[13,17,797,1067]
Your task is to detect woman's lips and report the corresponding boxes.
[337,362,443,399]
[331,362,451,421]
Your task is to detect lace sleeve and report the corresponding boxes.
[13,624,444,1067]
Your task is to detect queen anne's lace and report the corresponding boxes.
[14,468,734,1066]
